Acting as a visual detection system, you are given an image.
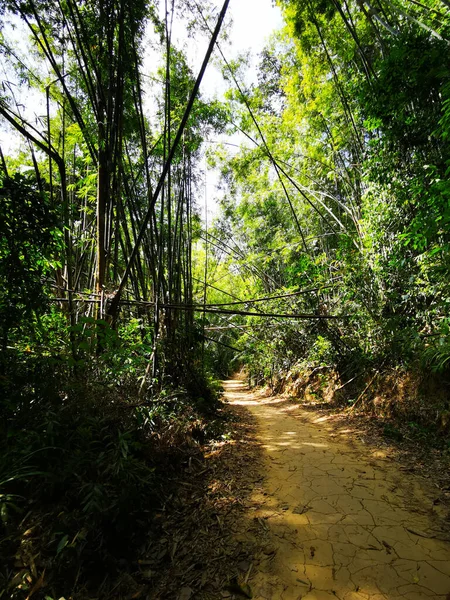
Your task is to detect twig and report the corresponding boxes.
[124,391,188,409]
[348,371,380,412]
[335,373,360,391]
[244,563,253,584]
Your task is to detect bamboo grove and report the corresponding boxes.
[0,0,231,390]
[3,0,450,388]
[199,0,450,388]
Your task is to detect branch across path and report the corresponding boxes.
[223,379,450,599]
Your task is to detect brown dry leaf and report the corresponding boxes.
[262,544,276,556]
[140,569,156,580]
[29,554,38,579]
[293,504,310,514]
[178,586,193,600]
[22,528,34,538]
[9,569,28,589]
[406,527,432,538]
[25,568,45,600]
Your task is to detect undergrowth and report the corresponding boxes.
[0,349,225,599]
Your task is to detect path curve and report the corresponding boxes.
[223,379,450,600]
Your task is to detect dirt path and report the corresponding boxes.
[223,379,450,600]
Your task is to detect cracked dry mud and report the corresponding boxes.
[223,379,450,600]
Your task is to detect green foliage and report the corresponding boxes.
[206,4,450,390]
[358,31,450,157]
[0,338,224,597]
[65,316,153,387]
[307,335,335,366]
[0,173,62,344]
[0,364,156,597]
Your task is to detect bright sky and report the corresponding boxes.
[171,0,285,99]
[180,0,285,220]
[228,0,284,45]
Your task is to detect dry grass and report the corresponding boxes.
[119,402,264,600]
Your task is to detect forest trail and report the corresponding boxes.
[222,379,450,600]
